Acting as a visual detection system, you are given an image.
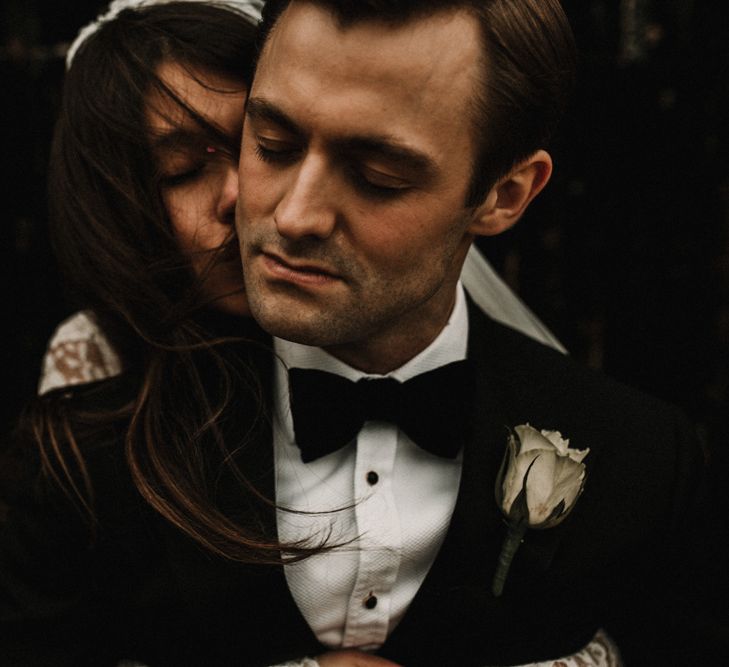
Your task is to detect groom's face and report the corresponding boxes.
[237,3,483,364]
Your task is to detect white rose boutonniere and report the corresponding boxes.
[492,424,589,596]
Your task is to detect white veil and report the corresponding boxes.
[462,246,566,353]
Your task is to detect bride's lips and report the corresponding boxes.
[260,251,341,286]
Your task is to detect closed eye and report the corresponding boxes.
[158,141,236,188]
[253,135,302,165]
[159,163,206,188]
[350,165,412,199]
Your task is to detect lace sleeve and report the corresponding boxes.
[38,311,122,395]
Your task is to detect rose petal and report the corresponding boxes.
[499,437,519,509]
[567,446,590,464]
[549,457,585,511]
[503,449,539,513]
[541,429,570,455]
[515,425,556,455]
[525,452,558,524]
[552,455,584,486]
[559,478,584,513]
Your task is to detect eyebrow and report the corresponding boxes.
[246,97,439,180]
[246,98,303,137]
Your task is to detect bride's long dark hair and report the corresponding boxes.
[21,2,308,564]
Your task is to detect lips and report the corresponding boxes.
[260,250,341,286]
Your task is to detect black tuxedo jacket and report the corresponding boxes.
[1,304,727,666]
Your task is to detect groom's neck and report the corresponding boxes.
[323,285,460,375]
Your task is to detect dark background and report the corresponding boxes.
[2,1,728,495]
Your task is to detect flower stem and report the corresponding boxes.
[492,523,528,597]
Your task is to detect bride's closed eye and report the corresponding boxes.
[158,140,236,188]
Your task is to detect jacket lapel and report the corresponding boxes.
[431,299,565,587]
[382,302,566,663]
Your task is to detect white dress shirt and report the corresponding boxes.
[273,283,469,650]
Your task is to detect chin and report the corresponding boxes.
[249,302,333,346]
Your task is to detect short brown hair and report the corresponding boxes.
[257,0,576,205]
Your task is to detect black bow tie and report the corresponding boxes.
[288,360,475,463]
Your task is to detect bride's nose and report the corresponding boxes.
[217,161,238,224]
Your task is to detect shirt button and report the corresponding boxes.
[366,471,379,485]
[364,594,378,609]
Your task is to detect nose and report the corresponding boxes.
[217,161,238,224]
[274,155,337,240]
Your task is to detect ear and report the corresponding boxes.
[467,150,553,237]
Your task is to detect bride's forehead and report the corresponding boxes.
[144,61,247,126]
[152,61,245,102]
